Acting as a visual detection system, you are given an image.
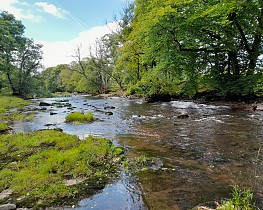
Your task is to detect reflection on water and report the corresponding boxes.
[76,173,145,210]
[12,96,263,209]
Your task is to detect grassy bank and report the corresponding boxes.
[0,96,32,133]
[0,130,123,208]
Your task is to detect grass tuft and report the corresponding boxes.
[216,185,257,210]
[65,112,95,123]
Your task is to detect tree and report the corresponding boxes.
[41,64,68,93]
[69,35,116,94]
[116,0,263,98]
[0,11,42,97]
[13,38,42,97]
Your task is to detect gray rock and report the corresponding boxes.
[0,189,12,200]
[105,111,113,115]
[0,204,16,210]
[39,102,51,106]
[104,106,115,110]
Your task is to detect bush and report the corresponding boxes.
[65,112,95,123]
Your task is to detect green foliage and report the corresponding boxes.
[216,186,256,210]
[65,112,95,123]
[41,65,66,93]
[127,68,179,97]
[252,73,263,96]
[0,12,42,98]
[113,0,263,99]
[0,130,123,207]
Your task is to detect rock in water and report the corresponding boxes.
[104,106,115,110]
[105,111,113,115]
[177,114,189,119]
[39,102,51,106]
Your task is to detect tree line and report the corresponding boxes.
[1,0,263,100]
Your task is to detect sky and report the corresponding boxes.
[0,0,131,68]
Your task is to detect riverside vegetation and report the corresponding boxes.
[0,96,124,208]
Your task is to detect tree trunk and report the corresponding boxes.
[6,72,18,95]
[228,51,240,76]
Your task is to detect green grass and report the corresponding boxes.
[0,122,8,132]
[216,185,256,210]
[0,130,123,208]
[65,112,95,123]
[0,96,32,128]
[0,96,30,110]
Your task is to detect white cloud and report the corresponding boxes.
[37,22,118,68]
[0,0,40,21]
[35,2,68,19]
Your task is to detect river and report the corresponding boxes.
[12,95,263,209]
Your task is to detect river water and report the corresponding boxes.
[12,95,263,209]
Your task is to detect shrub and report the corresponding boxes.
[65,112,95,123]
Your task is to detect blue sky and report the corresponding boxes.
[0,0,131,67]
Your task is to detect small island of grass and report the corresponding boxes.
[65,112,95,123]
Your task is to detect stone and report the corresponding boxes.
[39,102,51,106]
[177,114,189,119]
[0,204,16,210]
[104,106,115,110]
[105,111,113,115]
[0,189,12,200]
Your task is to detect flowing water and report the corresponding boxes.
[12,95,263,209]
